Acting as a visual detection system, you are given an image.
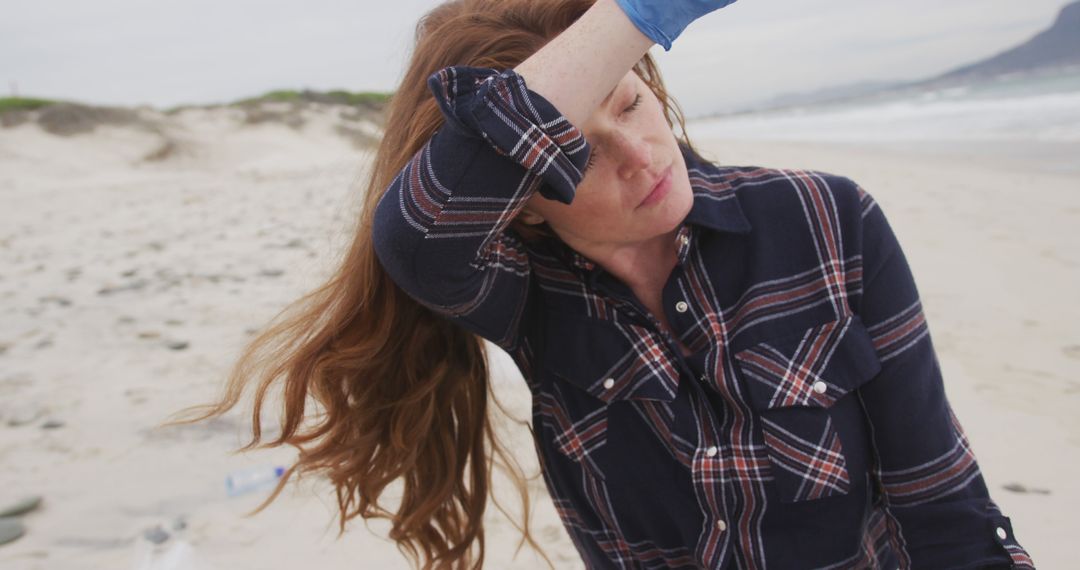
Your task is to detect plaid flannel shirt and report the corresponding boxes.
[371,65,1035,569]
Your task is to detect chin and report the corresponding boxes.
[664,178,695,228]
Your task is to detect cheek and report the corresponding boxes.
[561,182,623,230]
[569,187,614,224]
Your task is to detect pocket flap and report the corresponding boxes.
[541,314,680,403]
[734,314,881,411]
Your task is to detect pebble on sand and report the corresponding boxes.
[1003,482,1051,495]
[41,419,65,430]
[143,524,170,544]
[5,408,43,427]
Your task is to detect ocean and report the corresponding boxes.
[689,68,1080,174]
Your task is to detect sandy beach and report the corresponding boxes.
[0,104,1075,569]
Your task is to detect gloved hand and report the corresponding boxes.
[613,0,740,51]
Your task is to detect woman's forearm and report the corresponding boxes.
[512,0,654,129]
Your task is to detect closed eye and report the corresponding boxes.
[583,92,642,173]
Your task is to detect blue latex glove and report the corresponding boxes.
[614,0,739,51]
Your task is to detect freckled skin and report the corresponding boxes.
[520,70,694,260]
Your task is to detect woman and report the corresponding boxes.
[171,0,1035,568]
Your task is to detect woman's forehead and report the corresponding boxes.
[581,73,646,135]
[602,72,638,104]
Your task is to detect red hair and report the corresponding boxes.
[164,1,700,567]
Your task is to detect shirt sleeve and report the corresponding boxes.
[852,182,1036,569]
[371,65,591,352]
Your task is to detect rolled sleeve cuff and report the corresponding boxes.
[888,498,1035,569]
[426,65,590,204]
[987,504,1036,569]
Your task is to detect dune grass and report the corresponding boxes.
[1,90,391,116]
[0,97,58,114]
[232,89,392,106]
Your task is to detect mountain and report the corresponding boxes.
[931,1,1080,83]
[710,2,1080,116]
[727,79,908,115]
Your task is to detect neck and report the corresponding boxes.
[566,226,681,293]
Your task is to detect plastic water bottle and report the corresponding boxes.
[224,465,285,497]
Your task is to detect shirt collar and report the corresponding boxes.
[679,143,753,236]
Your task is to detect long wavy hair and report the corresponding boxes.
[164,0,702,568]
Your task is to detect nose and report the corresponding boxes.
[611,130,652,180]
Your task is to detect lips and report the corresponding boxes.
[637,165,672,208]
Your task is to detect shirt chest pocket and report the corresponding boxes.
[538,314,681,479]
[733,314,882,504]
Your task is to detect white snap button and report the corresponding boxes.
[996,526,1007,540]
[699,374,707,382]
[675,301,688,313]
[680,235,689,246]
[715,519,727,532]
[603,378,615,389]
[813,381,827,394]
[706,446,718,457]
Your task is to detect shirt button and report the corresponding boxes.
[675,301,688,313]
[706,446,718,457]
[812,381,827,394]
[715,519,727,532]
[680,235,689,246]
[996,527,1008,540]
[699,374,707,382]
[603,378,615,389]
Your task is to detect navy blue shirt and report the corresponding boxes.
[372,65,1035,569]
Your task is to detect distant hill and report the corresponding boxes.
[705,2,1080,116]
[927,1,1080,83]
[728,79,909,115]
[0,88,390,140]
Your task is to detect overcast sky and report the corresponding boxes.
[0,0,1072,117]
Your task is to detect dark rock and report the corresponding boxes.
[142,525,169,544]
[0,518,25,546]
